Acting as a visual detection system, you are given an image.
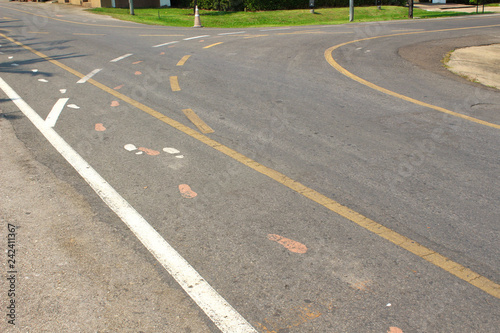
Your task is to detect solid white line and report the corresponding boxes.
[77,68,102,84]
[45,97,69,127]
[218,31,246,35]
[0,77,257,333]
[152,41,179,48]
[110,53,133,63]
[183,35,209,41]
[259,28,291,32]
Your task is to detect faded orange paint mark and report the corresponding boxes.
[114,84,124,90]
[95,123,106,131]
[133,61,143,64]
[135,71,142,75]
[137,147,160,156]
[179,184,197,199]
[254,323,277,333]
[257,303,322,333]
[388,327,403,333]
[160,52,165,55]
[352,280,372,291]
[111,100,119,107]
[267,234,307,254]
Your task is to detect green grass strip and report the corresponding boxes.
[88,6,488,28]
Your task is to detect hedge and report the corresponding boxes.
[176,0,496,11]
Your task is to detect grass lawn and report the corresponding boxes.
[88,6,486,28]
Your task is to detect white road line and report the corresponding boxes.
[110,53,133,63]
[183,35,209,41]
[218,31,246,35]
[77,68,102,84]
[259,28,291,32]
[152,41,179,48]
[45,97,69,127]
[0,77,257,333]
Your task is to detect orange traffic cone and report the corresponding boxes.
[193,6,202,28]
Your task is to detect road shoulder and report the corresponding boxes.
[0,113,211,332]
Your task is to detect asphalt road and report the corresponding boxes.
[0,2,499,332]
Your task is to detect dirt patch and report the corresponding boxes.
[398,34,500,90]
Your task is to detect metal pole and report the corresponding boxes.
[349,0,354,22]
[129,0,134,15]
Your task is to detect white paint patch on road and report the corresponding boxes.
[32,69,38,72]
[11,63,18,66]
[152,41,179,48]
[124,144,137,151]
[110,53,133,63]
[218,31,246,35]
[183,35,209,41]
[163,147,180,154]
[259,28,291,32]
[67,104,80,109]
[60,89,67,94]
[38,79,48,83]
[45,98,69,128]
[0,77,258,333]
[77,68,102,84]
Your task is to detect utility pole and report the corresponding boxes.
[408,0,413,18]
[129,0,135,15]
[349,0,354,22]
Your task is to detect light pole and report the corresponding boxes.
[349,0,354,22]
[129,0,135,15]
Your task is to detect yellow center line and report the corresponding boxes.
[1,31,499,299]
[176,55,191,66]
[324,25,500,130]
[182,109,215,134]
[169,76,181,91]
[28,31,49,34]
[203,42,224,49]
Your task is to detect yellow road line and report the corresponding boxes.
[177,55,191,66]
[203,42,224,49]
[170,76,181,92]
[28,31,49,34]
[182,109,215,134]
[324,25,500,130]
[2,31,498,299]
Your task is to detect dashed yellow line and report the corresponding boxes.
[170,76,181,91]
[2,30,499,299]
[182,109,214,134]
[177,55,191,66]
[324,26,500,130]
[203,42,224,49]
[28,31,49,34]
